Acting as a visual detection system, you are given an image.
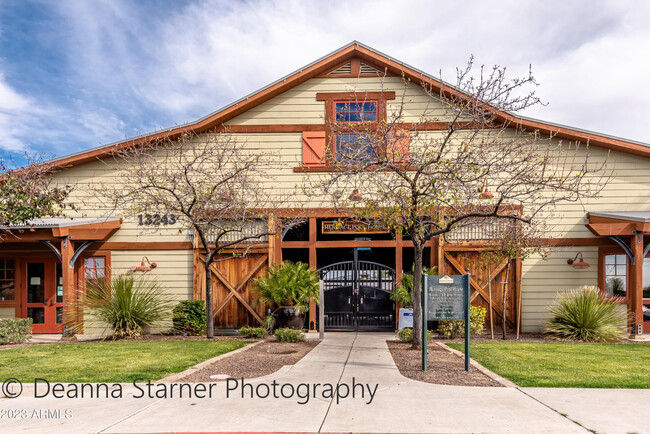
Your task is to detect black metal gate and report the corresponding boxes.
[320,255,395,331]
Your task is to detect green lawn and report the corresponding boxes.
[0,340,248,383]
[447,342,650,388]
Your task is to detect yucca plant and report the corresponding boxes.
[545,286,628,342]
[255,261,319,315]
[79,273,174,338]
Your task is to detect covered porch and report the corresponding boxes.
[0,217,121,333]
[587,211,650,335]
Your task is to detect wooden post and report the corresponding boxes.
[60,237,75,335]
[488,265,494,339]
[515,257,523,339]
[308,217,317,331]
[629,232,644,336]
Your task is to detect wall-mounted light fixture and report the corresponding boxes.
[131,256,157,272]
[348,188,363,202]
[567,252,590,269]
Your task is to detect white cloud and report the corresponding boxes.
[4,0,650,157]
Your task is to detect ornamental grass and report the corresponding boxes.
[545,286,627,342]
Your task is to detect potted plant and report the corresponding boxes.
[254,261,319,330]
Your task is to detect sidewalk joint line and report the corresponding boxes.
[318,332,358,433]
[516,388,595,433]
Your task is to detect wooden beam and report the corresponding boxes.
[60,238,75,332]
[308,217,317,331]
[629,233,644,335]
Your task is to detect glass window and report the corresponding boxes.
[84,257,106,280]
[335,102,377,122]
[0,259,15,301]
[644,253,650,299]
[605,254,627,297]
[335,134,375,162]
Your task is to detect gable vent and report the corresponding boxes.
[329,63,352,75]
[360,63,382,75]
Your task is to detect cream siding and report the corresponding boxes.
[40,73,650,333]
[0,308,15,318]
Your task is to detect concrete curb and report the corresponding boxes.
[435,341,518,388]
[159,340,265,383]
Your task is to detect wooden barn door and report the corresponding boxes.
[194,253,269,329]
[441,249,518,331]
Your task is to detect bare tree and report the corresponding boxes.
[0,153,73,229]
[98,130,299,338]
[310,59,610,347]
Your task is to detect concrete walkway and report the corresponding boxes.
[0,333,647,433]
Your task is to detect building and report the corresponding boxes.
[1,42,649,336]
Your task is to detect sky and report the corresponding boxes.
[0,0,649,162]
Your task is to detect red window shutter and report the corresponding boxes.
[302,131,326,166]
[388,129,410,163]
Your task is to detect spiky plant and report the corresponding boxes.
[545,286,628,342]
[79,273,174,338]
[254,261,319,315]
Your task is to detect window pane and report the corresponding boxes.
[616,255,626,263]
[96,258,105,268]
[605,255,616,265]
[28,307,45,324]
[616,265,626,275]
[606,277,626,297]
[336,134,374,162]
[27,263,45,303]
[605,265,615,275]
[0,281,14,301]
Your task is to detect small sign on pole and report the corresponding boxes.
[319,280,325,340]
[422,269,471,372]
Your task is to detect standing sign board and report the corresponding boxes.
[422,270,471,372]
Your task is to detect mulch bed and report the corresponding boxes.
[388,341,503,387]
[181,339,320,382]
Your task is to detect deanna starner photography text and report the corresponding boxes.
[3,378,379,405]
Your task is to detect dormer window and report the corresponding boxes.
[335,101,377,122]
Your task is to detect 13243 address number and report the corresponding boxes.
[137,214,177,226]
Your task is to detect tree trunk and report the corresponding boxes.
[411,243,425,349]
[205,261,214,338]
[502,260,510,340]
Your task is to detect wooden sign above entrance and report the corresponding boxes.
[321,220,389,234]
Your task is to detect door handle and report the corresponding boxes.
[360,297,364,304]
[348,297,351,304]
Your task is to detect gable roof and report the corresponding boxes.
[47,41,650,169]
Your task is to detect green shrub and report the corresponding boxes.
[238,326,267,338]
[545,286,627,342]
[255,261,319,315]
[274,327,305,343]
[262,315,276,333]
[397,328,433,342]
[172,300,207,335]
[437,306,487,338]
[0,318,32,344]
[80,273,174,338]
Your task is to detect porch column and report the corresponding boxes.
[308,217,317,331]
[60,237,75,333]
[629,232,644,336]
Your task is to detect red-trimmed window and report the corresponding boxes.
[0,259,15,302]
[334,101,377,162]
[604,254,627,297]
[84,257,106,282]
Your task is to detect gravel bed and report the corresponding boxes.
[388,341,503,387]
[181,339,320,382]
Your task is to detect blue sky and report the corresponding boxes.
[1,0,649,162]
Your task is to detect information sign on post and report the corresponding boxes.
[422,269,471,372]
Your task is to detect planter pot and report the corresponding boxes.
[279,307,305,330]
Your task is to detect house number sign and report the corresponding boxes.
[137,214,177,226]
